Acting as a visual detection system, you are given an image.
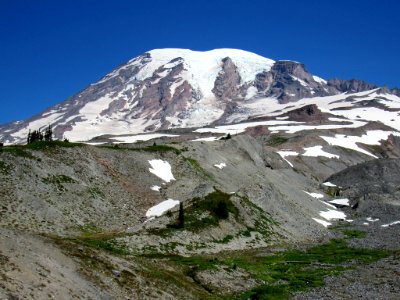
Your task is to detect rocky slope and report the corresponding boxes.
[1,125,400,299]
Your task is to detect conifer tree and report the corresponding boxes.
[177,202,184,228]
[27,129,31,144]
[44,125,53,141]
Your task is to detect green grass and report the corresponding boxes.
[266,136,289,146]
[230,239,390,299]
[2,146,36,159]
[79,238,129,255]
[150,190,239,236]
[184,157,214,180]
[104,143,182,155]
[342,229,367,239]
[165,238,390,299]
[26,140,83,149]
[184,190,239,231]
[214,235,234,244]
[42,174,76,191]
[141,144,182,155]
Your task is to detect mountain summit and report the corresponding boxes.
[0,48,395,144]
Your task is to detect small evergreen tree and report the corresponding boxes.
[44,125,53,141]
[177,202,184,228]
[27,129,31,144]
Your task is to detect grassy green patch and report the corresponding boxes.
[104,143,182,155]
[164,239,390,299]
[214,235,234,244]
[26,140,83,149]
[150,190,238,236]
[184,157,213,180]
[88,186,105,198]
[141,144,181,155]
[42,174,76,191]
[230,239,390,299]
[324,186,341,197]
[266,135,289,146]
[342,229,367,239]
[184,190,239,231]
[78,223,101,236]
[2,146,35,159]
[80,238,129,255]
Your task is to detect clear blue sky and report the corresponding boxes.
[1,0,399,125]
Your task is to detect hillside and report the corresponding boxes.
[1,126,400,299]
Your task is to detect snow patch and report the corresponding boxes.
[381,220,400,228]
[312,218,332,227]
[319,209,346,221]
[194,120,301,135]
[329,199,350,206]
[323,182,337,187]
[303,191,324,199]
[276,150,298,167]
[214,162,226,169]
[146,199,180,218]
[191,136,220,142]
[319,200,338,209]
[302,146,339,159]
[148,160,175,183]
[245,86,258,100]
[321,130,400,158]
[312,75,327,84]
[366,217,379,222]
[150,185,161,192]
[112,133,179,144]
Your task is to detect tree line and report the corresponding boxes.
[27,125,53,144]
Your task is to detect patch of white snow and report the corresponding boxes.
[302,146,339,159]
[214,162,226,169]
[146,199,180,218]
[148,160,175,183]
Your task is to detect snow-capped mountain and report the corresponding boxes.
[0,48,399,144]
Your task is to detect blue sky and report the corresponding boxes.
[1,0,399,124]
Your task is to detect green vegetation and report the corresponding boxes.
[342,229,367,239]
[26,140,83,149]
[1,146,36,159]
[141,144,182,155]
[80,238,129,255]
[42,174,76,191]
[166,239,390,299]
[88,186,105,198]
[104,143,182,155]
[183,190,239,231]
[214,234,234,244]
[325,186,341,197]
[184,157,213,180]
[266,135,289,146]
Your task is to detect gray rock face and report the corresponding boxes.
[212,57,243,100]
[327,78,378,93]
[325,158,400,196]
[260,61,329,102]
